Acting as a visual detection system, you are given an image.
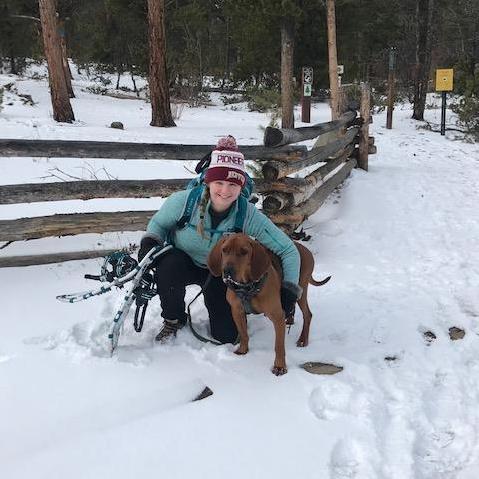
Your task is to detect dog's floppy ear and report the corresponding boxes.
[250,240,271,281]
[207,236,227,277]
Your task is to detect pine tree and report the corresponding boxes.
[38,0,75,123]
[147,0,175,127]
[412,0,435,120]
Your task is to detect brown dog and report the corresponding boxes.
[207,233,330,375]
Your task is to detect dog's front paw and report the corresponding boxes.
[296,338,308,347]
[296,332,309,347]
[271,365,288,376]
[234,345,248,355]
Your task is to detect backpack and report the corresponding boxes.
[176,151,255,233]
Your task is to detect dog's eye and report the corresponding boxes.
[238,248,248,256]
[223,247,231,254]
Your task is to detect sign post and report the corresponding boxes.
[337,64,344,87]
[301,67,313,123]
[386,47,396,129]
[435,69,454,136]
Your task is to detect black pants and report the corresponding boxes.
[153,248,237,344]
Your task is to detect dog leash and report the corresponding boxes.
[186,274,239,346]
[186,274,222,345]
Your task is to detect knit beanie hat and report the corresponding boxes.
[204,135,246,188]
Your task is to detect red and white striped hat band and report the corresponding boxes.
[204,150,246,187]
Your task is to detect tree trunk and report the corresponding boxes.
[223,16,230,84]
[60,36,74,98]
[9,56,17,75]
[327,0,340,120]
[147,0,176,127]
[412,0,434,120]
[281,17,294,129]
[58,19,74,98]
[116,68,121,90]
[129,68,139,96]
[38,0,75,123]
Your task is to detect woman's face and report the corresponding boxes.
[208,180,242,212]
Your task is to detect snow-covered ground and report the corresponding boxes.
[1,66,479,479]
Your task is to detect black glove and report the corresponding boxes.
[138,236,162,263]
[280,286,297,319]
[134,272,156,306]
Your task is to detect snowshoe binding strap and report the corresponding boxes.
[84,252,138,283]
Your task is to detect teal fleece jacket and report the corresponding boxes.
[143,189,300,285]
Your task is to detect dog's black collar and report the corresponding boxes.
[222,272,268,313]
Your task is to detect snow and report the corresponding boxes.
[2,65,479,478]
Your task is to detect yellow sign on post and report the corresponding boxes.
[435,69,454,92]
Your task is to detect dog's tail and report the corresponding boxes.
[309,275,331,287]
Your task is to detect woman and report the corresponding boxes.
[138,136,301,343]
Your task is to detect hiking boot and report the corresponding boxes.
[155,319,184,342]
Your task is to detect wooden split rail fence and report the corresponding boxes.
[0,83,373,267]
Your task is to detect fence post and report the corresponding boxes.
[358,82,370,171]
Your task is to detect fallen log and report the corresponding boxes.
[0,139,307,162]
[267,158,357,226]
[0,248,134,268]
[0,211,155,242]
[262,144,354,212]
[262,127,358,181]
[263,110,356,147]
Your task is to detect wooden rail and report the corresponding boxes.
[263,111,356,147]
[0,248,131,268]
[0,177,304,205]
[0,211,155,242]
[0,139,307,162]
[262,126,359,181]
[0,179,190,205]
[262,145,354,212]
[267,158,357,225]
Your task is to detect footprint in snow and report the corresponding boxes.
[0,354,14,364]
[330,437,374,478]
[24,321,112,359]
[309,381,369,421]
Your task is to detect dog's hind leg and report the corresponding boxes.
[297,289,313,347]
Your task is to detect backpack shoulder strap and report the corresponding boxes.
[233,196,248,233]
[176,185,204,229]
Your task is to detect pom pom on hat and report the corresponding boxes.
[215,135,238,151]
